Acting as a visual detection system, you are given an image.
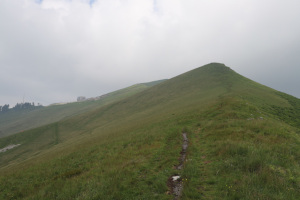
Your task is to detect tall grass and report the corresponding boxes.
[182,96,300,199]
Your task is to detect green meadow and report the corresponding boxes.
[0,63,299,199]
[0,80,165,138]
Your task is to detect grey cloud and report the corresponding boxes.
[0,0,299,106]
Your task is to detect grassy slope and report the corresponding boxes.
[0,63,299,199]
[0,80,165,138]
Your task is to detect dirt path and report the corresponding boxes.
[168,132,188,200]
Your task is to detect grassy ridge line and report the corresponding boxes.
[0,64,232,171]
[0,80,165,138]
[0,63,299,199]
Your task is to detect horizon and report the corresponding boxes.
[1,63,300,107]
[1,0,300,106]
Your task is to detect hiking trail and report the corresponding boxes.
[167,132,188,200]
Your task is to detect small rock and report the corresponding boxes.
[172,176,181,181]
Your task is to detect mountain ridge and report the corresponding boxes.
[0,79,166,138]
[0,63,299,199]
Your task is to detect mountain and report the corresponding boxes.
[0,63,299,199]
[0,79,166,138]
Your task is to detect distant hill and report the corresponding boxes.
[0,79,166,138]
[0,63,299,199]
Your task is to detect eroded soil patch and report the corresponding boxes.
[0,144,21,153]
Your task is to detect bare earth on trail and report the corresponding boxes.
[168,132,188,200]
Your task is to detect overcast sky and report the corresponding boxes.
[1,0,299,106]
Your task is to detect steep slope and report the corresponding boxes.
[0,80,165,138]
[0,63,299,199]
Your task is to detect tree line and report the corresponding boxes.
[0,102,42,113]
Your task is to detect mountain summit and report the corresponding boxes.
[0,63,299,199]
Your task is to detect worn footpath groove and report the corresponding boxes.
[167,132,188,200]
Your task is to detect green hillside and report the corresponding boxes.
[0,80,165,138]
[0,63,299,199]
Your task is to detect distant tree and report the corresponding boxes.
[12,102,43,112]
[13,103,21,110]
[0,106,2,112]
[2,104,9,112]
